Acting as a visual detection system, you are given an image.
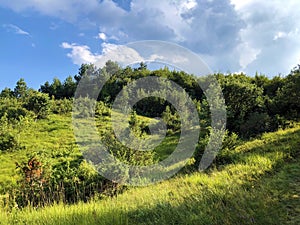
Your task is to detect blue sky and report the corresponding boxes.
[1,0,300,90]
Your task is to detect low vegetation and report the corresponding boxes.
[0,61,300,224]
[1,125,299,224]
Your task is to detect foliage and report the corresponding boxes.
[1,125,300,224]
[0,97,28,121]
[50,98,73,115]
[14,78,28,99]
[0,87,14,98]
[0,114,25,152]
[2,62,300,224]
[73,97,96,118]
[217,74,265,136]
[35,62,300,137]
[95,101,110,117]
[0,132,19,152]
[162,105,180,133]
[24,90,50,119]
[40,76,76,99]
[274,65,300,119]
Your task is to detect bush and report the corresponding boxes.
[24,91,50,119]
[73,97,95,118]
[0,132,19,152]
[95,101,110,117]
[216,131,241,165]
[51,98,73,114]
[11,143,127,207]
[0,114,24,152]
[0,98,28,121]
[193,129,241,168]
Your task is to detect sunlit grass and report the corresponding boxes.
[1,124,300,224]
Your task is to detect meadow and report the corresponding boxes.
[1,64,300,224]
[0,113,299,224]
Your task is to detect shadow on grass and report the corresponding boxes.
[5,127,300,225]
[125,159,300,225]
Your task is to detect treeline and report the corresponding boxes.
[1,61,300,138]
[37,61,300,137]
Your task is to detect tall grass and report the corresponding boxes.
[1,125,300,224]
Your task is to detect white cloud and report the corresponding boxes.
[273,32,288,41]
[61,42,100,65]
[230,0,255,10]
[2,24,31,36]
[182,0,197,11]
[0,0,126,23]
[98,43,144,67]
[147,54,189,65]
[97,32,107,41]
[60,41,194,70]
[237,41,261,69]
[0,1,243,54]
[273,29,299,41]
[231,0,300,75]
[61,42,144,67]
[56,0,244,73]
[3,0,300,76]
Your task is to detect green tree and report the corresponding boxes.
[219,74,265,136]
[74,64,97,84]
[62,76,76,98]
[104,60,120,75]
[0,87,14,98]
[51,78,63,98]
[275,65,300,119]
[14,78,28,99]
[39,81,51,96]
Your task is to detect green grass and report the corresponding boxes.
[0,112,169,191]
[1,124,300,224]
[0,114,77,193]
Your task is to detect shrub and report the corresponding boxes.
[193,129,241,168]
[0,132,19,152]
[51,98,73,114]
[0,114,24,152]
[0,98,28,121]
[73,97,95,118]
[216,131,241,165]
[95,101,110,117]
[24,91,50,119]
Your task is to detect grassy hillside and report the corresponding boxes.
[0,114,76,193]
[1,124,299,224]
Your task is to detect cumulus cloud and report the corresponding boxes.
[1,0,242,52]
[237,42,261,70]
[61,42,100,65]
[95,0,245,72]
[61,42,144,68]
[0,0,126,23]
[273,29,299,41]
[2,0,300,75]
[2,24,31,36]
[231,0,300,75]
[230,0,254,10]
[97,32,107,41]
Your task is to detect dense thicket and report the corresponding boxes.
[1,62,300,153]
[38,62,300,136]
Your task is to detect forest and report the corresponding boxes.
[0,61,300,224]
